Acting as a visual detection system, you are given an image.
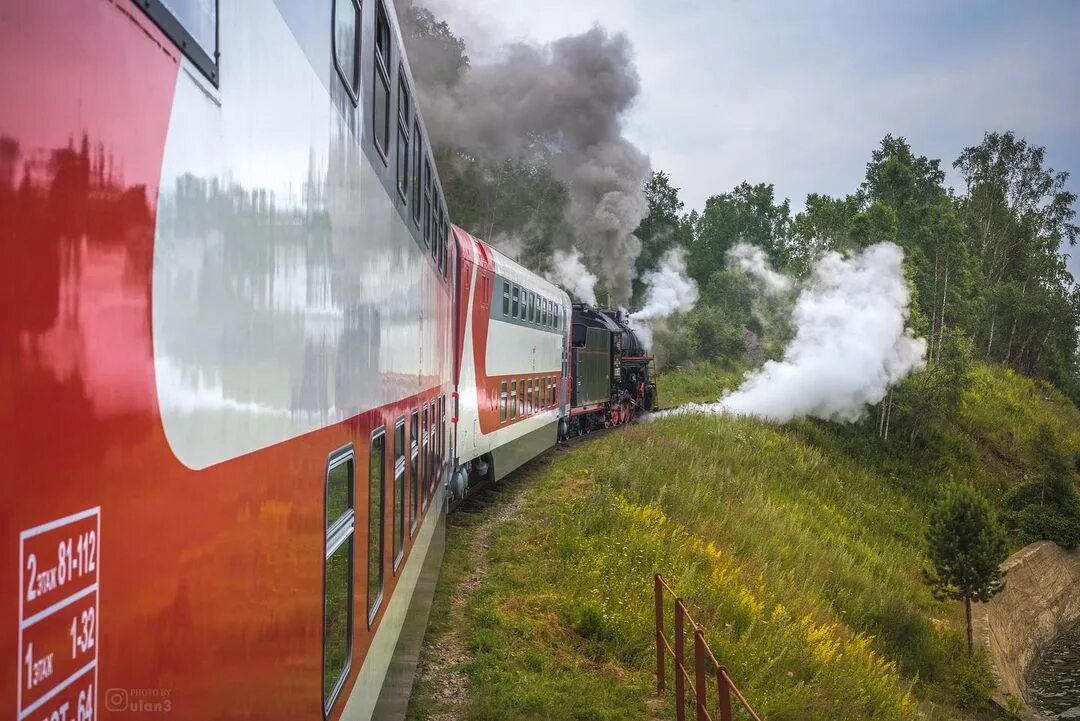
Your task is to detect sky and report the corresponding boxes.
[422,0,1080,279]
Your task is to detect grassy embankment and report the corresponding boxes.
[407,362,1080,721]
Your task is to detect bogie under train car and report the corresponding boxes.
[1,1,655,719]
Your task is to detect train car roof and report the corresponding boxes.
[451,224,572,306]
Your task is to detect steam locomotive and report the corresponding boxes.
[1,1,654,720]
[567,305,658,435]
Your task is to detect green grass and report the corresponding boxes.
[656,361,744,408]
[407,363,1079,720]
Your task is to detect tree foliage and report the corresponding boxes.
[687,182,792,284]
[1003,425,1080,549]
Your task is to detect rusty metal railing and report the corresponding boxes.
[654,574,763,721]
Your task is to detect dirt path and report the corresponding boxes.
[412,482,534,721]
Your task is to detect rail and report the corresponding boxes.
[654,574,763,721]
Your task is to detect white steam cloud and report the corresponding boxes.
[629,246,698,348]
[548,247,598,307]
[726,243,792,295]
[659,243,926,423]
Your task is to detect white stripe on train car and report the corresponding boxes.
[151,0,442,470]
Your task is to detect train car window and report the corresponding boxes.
[138,0,219,86]
[440,211,449,275]
[437,210,444,269]
[511,286,520,318]
[397,72,411,200]
[423,160,433,247]
[410,410,419,535]
[429,407,438,494]
[541,300,547,327]
[412,124,423,226]
[393,419,406,572]
[441,213,450,276]
[502,282,510,316]
[372,1,392,159]
[367,430,385,626]
[500,381,508,423]
[527,292,534,323]
[510,381,518,420]
[323,447,354,715]
[439,398,447,484]
[534,295,541,324]
[431,194,441,263]
[441,211,448,275]
[330,0,361,101]
[421,406,429,511]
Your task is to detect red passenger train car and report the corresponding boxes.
[1,0,457,719]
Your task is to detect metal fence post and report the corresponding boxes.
[655,575,665,693]
[718,668,733,721]
[675,599,686,721]
[694,630,708,721]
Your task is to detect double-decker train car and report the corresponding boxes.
[1,1,656,719]
[2,0,456,719]
[448,227,573,498]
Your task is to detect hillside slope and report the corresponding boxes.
[407,363,1080,721]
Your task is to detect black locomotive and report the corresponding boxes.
[563,305,657,436]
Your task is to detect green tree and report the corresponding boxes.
[1003,425,1080,549]
[789,193,861,274]
[632,171,684,300]
[925,484,1008,655]
[954,132,1079,392]
[397,1,469,90]
[688,182,791,284]
[892,328,974,444]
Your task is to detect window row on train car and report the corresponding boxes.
[498,375,559,424]
[138,0,451,280]
[501,280,563,331]
[333,0,450,278]
[321,394,447,716]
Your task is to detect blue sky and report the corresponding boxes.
[429,0,1080,278]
